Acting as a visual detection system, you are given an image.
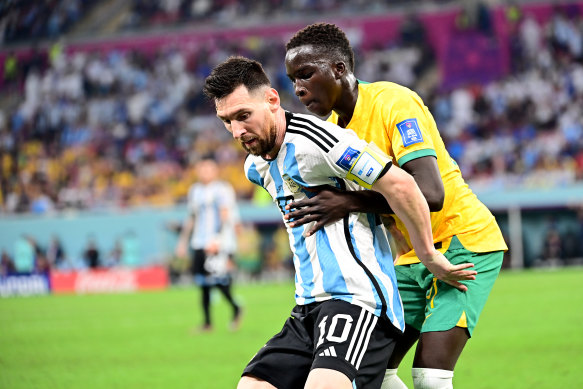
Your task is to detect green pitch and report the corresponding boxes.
[1,267,582,388]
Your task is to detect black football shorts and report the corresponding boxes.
[242,299,399,388]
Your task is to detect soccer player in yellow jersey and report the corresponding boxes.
[284,23,508,389]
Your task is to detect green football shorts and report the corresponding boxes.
[395,236,504,337]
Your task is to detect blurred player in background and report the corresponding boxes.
[175,157,242,332]
[204,56,476,389]
[284,23,508,388]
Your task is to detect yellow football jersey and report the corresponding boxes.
[328,82,508,265]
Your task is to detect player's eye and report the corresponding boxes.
[300,72,313,80]
[238,113,250,121]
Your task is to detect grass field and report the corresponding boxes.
[1,267,582,389]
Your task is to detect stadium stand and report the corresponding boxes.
[1,0,99,44]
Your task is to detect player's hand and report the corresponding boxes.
[422,251,477,292]
[284,185,349,236]
[205,240,220,255]
[381,215,412,261]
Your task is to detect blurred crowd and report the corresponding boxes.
[433,7,583,191]
[0,2,583,216]
[122,0,454,30]
[0,0,98,44]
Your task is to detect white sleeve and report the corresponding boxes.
[296,119,393,189]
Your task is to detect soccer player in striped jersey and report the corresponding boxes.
[175,157,242,332]
[284,23,508,389]
[203,56,476,389]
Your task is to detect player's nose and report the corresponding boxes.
[294,83,307,97]
[231,121,246,138]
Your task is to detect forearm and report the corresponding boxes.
[343,190,393,214]
[372,169,435,260]
[178,216,194,245]
[386,187,435,260]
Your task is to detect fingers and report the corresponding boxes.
[451,262,476,272]
[444,280,469,292]
[288,214,321,228]
[284,207,311,222]
[451,269,477,279]
[439,263,478,291]
[303,221,325,237]
[285,198,313,211]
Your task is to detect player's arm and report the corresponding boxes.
[401,156,444,211]
[390,92,445,211]
[175,213,194,258]
[284,158,444,236]
[371,163,476,291]
[284,186,391,235]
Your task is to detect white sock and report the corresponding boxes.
[411,368,453,389]
[381,368,408,389]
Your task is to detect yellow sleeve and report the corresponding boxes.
[386,92,438,166]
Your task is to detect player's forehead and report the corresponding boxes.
[285,45,331,69]
[216,85,262,118]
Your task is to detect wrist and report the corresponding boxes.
[347,191,365,213]
[419,249,441,264]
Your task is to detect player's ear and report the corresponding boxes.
[266,87,280,111]
[334,61,347,79]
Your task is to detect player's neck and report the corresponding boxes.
[335,75,359,128]
[262,108,287,161]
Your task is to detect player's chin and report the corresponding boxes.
[244,145,264,156]
[306,102,330,117]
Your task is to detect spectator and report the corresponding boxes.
[83,236,100,269]
[3,51,18,87]
[13,235,35,273]
[46,235,66,269]
[121,230,141,267]
[0,249,16,276]
[104,239,123,268]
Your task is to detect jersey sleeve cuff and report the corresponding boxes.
[397,149,437,166]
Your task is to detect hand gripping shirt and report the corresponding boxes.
[328,82,508,265]
[244,111,404,331]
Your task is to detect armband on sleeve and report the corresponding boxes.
[346,143,393,189]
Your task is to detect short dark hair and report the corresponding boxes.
[286,23,355,71]
[203,56,271,100]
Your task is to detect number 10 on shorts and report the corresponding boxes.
[316,308,380,370]
[316,314,354,348]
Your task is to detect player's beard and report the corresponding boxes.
[241,121,277,157]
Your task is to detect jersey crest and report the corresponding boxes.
[282,174,302,193]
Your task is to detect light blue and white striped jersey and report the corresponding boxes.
[244,112,404,331]
[187,180,240,254]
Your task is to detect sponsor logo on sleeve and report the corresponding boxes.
[396,118,423,147]
[336,147,361,171]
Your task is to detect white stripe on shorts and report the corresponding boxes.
[355,315,377,369]
[345,308,366,362]
[345,308,377,368]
